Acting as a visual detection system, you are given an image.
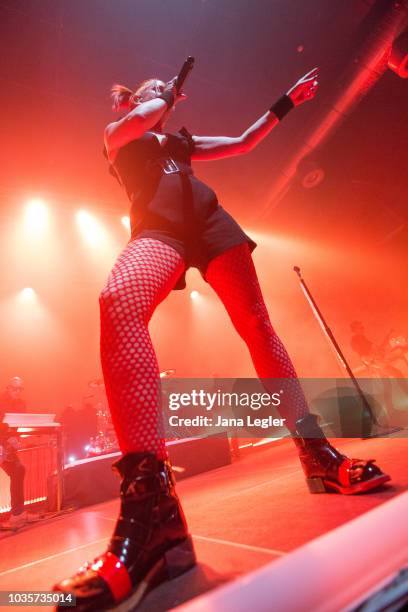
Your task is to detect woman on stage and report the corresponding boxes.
[54,67,390,610]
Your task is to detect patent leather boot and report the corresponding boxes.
[54,452,196,610]
[294,414,391,494]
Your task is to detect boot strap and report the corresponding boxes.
[91,551,132,602]
[338,457,377,486]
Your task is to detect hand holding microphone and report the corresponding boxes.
[159,56,195,109]
[161,77,188,107]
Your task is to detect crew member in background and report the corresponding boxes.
[350,321,407,379]
[350,321,408,424]
[0,376,27,414]
[0,376,39,529]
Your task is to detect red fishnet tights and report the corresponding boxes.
[205,243,309,431]
[99,238,185,459]
[99,239,309,458]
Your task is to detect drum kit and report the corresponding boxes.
[84,378,116,456]
[389,334,408,357]
[361,333,408,373]
[84,369,180,457]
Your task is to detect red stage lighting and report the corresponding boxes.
[389,30,408,78]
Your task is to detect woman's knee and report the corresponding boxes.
[235,310,275,340]
[99,280,150,323]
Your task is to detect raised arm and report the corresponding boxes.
[190,112,278,161]
[104,77,186,156]
[191,67,319,161]
[104,98,169,153]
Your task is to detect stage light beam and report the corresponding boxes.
[121,216,130,231]
[76,210,106,246]
[20,287,36,302]
[24,198,49,232]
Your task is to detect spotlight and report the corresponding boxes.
[76,210,106,245]
[68,455,76,463]
[297,159,325,189]
[25,198,48,232]
[20,287,36,302]
[121,216,130,230]
[190,290,200,300]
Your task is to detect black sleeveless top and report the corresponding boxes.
[106,127,257,290]
[111,128,219,238]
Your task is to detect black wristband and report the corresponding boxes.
[158,90,175,110]
[270,94,295,121]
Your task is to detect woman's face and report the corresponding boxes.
[139,79,166,103]
[139,79,175,131]
[133,79,174,129]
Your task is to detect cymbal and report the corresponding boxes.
[160,369,176,378]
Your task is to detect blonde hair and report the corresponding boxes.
[110,78,163,112]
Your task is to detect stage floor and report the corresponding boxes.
[0,434,407,611]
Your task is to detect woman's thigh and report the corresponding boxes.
[101,237,186,321]
[204,242,271,331]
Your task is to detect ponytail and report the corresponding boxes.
[110,83,136,112]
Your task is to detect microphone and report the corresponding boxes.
[176,56,195,93]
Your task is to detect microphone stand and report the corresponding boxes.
[293,266,401,438]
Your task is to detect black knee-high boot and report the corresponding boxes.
[294,414,390,495]
[54,453,196,611]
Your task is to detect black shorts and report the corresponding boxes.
[131,204,257,290]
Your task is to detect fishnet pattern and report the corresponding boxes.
[99,238,185,458]
[205,243,309,431]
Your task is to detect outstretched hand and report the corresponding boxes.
[287,67,319,106]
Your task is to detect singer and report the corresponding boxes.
[54,68,390,610]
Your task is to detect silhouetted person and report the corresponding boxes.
[0,377,39,529]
